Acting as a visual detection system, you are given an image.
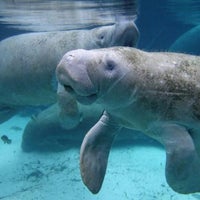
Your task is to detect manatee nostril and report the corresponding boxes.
[65,54,75,62]
[64,85,74,94]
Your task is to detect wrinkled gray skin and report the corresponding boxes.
[0,20,139,123]
[56,47,200,194]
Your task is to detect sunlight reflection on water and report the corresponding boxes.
[0,0,138,31]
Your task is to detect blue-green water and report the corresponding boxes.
[0,0,200,199]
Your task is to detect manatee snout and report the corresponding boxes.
[56,50,97,99]
[56,53,75,91]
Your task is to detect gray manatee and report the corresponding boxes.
[0,20,139,123]
[21,103,101,152]
[22,102,147,152]
[56,47,200,194]
[169,25,200,55]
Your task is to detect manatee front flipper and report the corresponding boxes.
[160,124,200,194]
[80,111,121,194]
[57,84,81,129]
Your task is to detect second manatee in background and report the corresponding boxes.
[20,19,140,152]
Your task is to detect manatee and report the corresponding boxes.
[0,20,139,123]
[21,102,102,152]
[22,78,149,153]
[22,102,147,152]
[169,25,200,55]
[56,47,200,194]
[21,103,97,152]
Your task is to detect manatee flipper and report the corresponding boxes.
[80,111,121,194]
[57,84,81,129]
[161,124,200,194]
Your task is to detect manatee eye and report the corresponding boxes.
[100,34,104,40]
[105,60,116,71]
[94,28,106,47]
[98,33,105,41]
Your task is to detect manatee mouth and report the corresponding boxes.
[63,84,98,105]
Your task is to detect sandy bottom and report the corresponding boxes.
[0,115,200,200]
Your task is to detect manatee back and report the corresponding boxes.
[0,31,83,106]
[116,48,200,122]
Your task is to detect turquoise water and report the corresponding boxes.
[0,0,200,199]
[0,116,199,199]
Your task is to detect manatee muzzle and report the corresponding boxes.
[56,51,98,104]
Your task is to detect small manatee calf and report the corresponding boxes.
[56,47,200,194]
[0,20,139,124]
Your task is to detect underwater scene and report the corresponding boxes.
[0,0,200,199]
